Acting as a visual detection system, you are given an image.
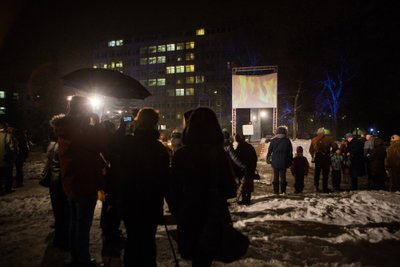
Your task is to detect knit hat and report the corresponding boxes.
[296,146,303,154]
[391,134,400,142]
[345,133,353,139]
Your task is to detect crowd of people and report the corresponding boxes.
[40,96,257,267]
[2,94,399,267]
[306,128,400,194]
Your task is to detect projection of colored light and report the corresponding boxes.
[232,73,277,108]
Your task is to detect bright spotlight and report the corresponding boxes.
[67,95,73,101]
[252,115,257,121]
[260,111,267,118]
[89,96,103,110]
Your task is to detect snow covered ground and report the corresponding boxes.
[1,140,400,267]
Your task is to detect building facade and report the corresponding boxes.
[92,26,249,132]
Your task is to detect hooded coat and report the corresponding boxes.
[267,129,293,170]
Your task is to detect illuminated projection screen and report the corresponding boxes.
[232,73,277,108]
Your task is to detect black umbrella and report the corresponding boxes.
[61,68,151,99]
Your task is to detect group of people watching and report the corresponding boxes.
[0,121,30,194]
[309,128,400,193]
[44,95,256,267]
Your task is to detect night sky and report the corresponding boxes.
[0,0,399,136]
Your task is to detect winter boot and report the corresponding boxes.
[281,181,287,194]
[273,181,279,194]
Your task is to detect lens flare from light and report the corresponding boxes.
[89,96,103,110]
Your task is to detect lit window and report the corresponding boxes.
[111,62,115,68]
[186,88,195,96]
[167,89,175,96]
[195,75,204,83]
[159,125,167,130]
[196,28,205,36]
[176,65,185,73]
[186,76,194,84]
[149,46,157,53]
[157,78,166,86]
[116,61,123,67]
[185,53,195,61]
[176,43,184,50]
[176,78,184,85]
[149,57,157,64]
[185,41,195,49]
[167,44,175,51]
[176,113,182,119]
[185,65,195,72]
[166,66,175,74]
[103,64,108,69]
[148,79,157,86]
[157,56,166,63]
[158,45,166,52]
[176,88,184,96]
[93,65,98,69]
[116,39,123,46]
[140,58,148,65]
[140,47,147,54]
[108,40,115,47]
[0,106,5,114]
[0,91,5,98]
[140,80,148,86]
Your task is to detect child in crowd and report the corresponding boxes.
[290,146,309,193]
[331,148,343,191]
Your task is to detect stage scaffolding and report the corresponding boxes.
[231,65,278,138]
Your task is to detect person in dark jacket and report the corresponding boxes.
[119,108,170,267]
[309,128,337,193]
[369,137,387,190]
[171,107,237,267]
[266,126,293,194]
[222,130,245,182]
[344,133,364,191]
[290,146,309,193]
[235,134,258,204]
[47,114,70,250]
[54,95,106,267]
[14,128,29,187]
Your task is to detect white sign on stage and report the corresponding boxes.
[242,124,254,136]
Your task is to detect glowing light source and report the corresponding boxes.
[67,95,73,101]
[89,95,103,110]
[252,115,257,121]
[260,111,267,118]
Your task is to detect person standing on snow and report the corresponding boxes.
[290,146,309,194]
[54,95,106,267]
[170,107,237,267]
[344,133,364,191]
[235,133,258,205]
[267,126,293,195]
[118,108,170,267]
[309,127,337,193]
[385,134,400,192]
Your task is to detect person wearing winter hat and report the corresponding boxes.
[266,126,293,194]
[309,128,337,193]
[290,146,309,193]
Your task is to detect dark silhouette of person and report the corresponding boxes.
[99,119,126,257]
[48,114,70,250]
[118,108,170,267]
[309,128,337,193]
[170,107,237,267]
[14,128,30,187]
[267,126,293,194]
[290,146,309,193]
[344,133,364,191]
[53,95,106,267]
[235,134,257,204]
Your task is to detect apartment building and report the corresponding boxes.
[92,26,248,131]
